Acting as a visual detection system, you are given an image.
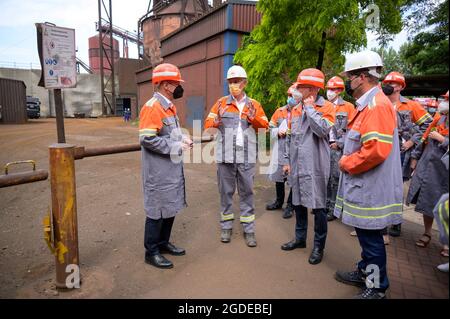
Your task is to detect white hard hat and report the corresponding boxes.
[342,50,384,78]
[227,65,247,79]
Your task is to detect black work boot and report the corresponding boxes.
[145,254,173,269]
[334,269,366,288]
[282,203,294,219]
[266,182,285,210]
[266,200,283,210]
[388,224,401,237]
[327,210,337,221]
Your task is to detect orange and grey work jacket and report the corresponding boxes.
[331,96,355,149]
[138,92,187,219]
[284,96,336,209]
[397,95,433,159]
[204,95,269,164]
[334,87,403,230]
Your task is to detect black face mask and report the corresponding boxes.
[345,79,355,97]
[382,84,394,96]
[172,85,184,99]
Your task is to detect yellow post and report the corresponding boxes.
[49,144,80,289]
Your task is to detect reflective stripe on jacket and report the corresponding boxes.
[334,87,403,229]
[139,92,187,219]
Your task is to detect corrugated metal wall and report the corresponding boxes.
[0,78,27,124]
[136,1,261,132]
[161,5,228,56]
[232,2,262,33]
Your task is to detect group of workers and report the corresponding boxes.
[138,49,449,299]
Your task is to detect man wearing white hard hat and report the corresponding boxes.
[333,51,403,299]
[204,65,269,247]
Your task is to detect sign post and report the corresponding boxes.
[36,22,77,143]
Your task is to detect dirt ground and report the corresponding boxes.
[0,118,446,299]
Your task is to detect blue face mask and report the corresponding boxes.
[287,96,297,107]
[429,108,437,114]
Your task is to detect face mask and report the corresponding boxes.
[291,89,303,103]
[345,76,362,97]
[382,84,394,96]
[229,82,243,97]
[428,108,437,114]
[172,85,184,99]
[287,96,297,107]
[438,101,449,114]
[326,90,338,101]
[344,79,355,97]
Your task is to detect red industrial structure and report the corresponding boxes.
[136,0,262,131]
[88,34,120,75]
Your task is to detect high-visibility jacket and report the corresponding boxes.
[204,95,269,164]
[138,92,187,219]
[331,97,355,149]
[396,96,433,172]
[334,87,403,229]
[268,105,291,182]
[284,96,335,209]
[406,113,449,215]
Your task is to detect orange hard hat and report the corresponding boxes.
[326,76,345,89]
[287,83,298,95]
[152,63,184,84]
[383,71,406,88]
[441,90,449,99]
[296,68,325,89]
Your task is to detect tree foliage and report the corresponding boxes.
[234,0,405,114]
[399,0,449,75]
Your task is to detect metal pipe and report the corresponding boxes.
[0,170,48,188]
[74,135,215,160]
[49,144,80,289]
[54,89,66,143]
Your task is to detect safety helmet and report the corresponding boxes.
[342,50,383,78]
[383,71,406,88]
[326,76,345,89]
[152,63,184,84]
[227,65,247,80]
[296,68,325,89]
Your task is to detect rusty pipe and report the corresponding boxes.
[74,135,215,160]
[0,170,48,188]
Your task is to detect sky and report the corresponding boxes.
[0,0,408,70]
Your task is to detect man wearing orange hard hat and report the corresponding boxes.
[139,63,192,269]
[381,71,433,238]
[325,76,355,222]
[281,68,335,265]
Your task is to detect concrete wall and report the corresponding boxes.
[0,68,103,117]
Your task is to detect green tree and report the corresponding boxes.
[373,46,412,76]
[234,0,405,114]
[399,0,449,75]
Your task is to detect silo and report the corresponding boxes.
[88,34,120,74]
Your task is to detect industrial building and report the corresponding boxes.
[136,0,261,130]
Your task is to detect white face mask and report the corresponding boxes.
[291,89,303,103]
[326,90,338,101]
[438,101,449,114]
